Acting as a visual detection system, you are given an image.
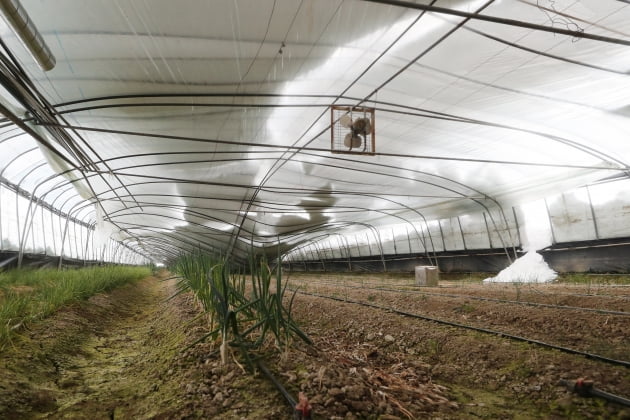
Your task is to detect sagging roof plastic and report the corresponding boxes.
[0,0,629,265]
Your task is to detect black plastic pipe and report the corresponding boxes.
[294,290,630,369]
[0,254,18,268]
[291,279,630,317]
[560,378,630,407]
[256,360,307,419]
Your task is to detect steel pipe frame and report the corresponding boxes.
[225,0,561,259]
[69,171,488,266]
[0,142,40,251]
[15,161,49,262]
[4,1,624,266]
[32,117,617,262]
[360,0,630,47]
[218,0,627,262]
[80,181,441,262]
[0,0,56,71]
[0,115,145,265]
[0,50,141,213]
[54,120,532,264]
[120,226,234,262]
[47,100,629,172]
[284,221,388,272]
[43,92,628,258]
[585,185,600,240]
[111,222,242,262]
[12,169,148,266]
[21,186,148,267]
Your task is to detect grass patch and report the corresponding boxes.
[557,273,630,285]
[0,265,151,348]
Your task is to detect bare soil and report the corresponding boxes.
[0,271,629,419]
[281,273,630,419]
[0,273,286,419]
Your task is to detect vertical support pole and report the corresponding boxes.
[15,190,21,249]
[405,225,412,254]
[84,229,92,265]
[342,236,352,271]
[417,223,426,253]
[50,211,57,255]
[354,235,361,257]
[437,219,446,251]
[365,232,372,255]
[41,206,47,256]
[543,198,557,245]
[73,222,79,260]
[483,212,493,249]
[312,243,325,271]
[59,212,64,256]
[30,213,35,254]
[58,214,72,269]
[300,249,308,271]
[585,186,600,240]
[512,207,522,250]
[79,224,84,262]
[371,227,387,272]
[18,193,44,267]
[456,216,467,250]
[391,228,397,255]
[339,236,351,271]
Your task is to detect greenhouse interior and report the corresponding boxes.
[0,0,629,419]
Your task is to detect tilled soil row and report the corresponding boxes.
[294,282,630,363]
[282,290,630,419]
[288,275,630,312]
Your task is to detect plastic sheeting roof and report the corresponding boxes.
[0,0,629,263]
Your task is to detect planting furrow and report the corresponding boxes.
[289,283,630,366]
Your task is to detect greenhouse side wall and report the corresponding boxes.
[283,237,630,274]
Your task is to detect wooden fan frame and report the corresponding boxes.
[330,105,375,155]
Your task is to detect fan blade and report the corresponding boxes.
[344,132,362,148]
[339,114,353,128]
[352,118,371,135]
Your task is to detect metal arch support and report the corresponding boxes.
[457,216,467,250]
[71,164,516,264]
[585,185,600,240]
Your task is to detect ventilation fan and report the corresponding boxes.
[331,105,375,155]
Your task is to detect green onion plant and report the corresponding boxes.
[173,251,311,370]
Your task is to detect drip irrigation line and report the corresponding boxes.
[256,360,302,419]
[560,378,630,407]
[292,289,630,369]
[288,271,630,301]
[290,279,630,316]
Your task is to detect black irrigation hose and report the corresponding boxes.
[256,360,304,419]
[376,287,630,317]
[560,378,630,407]
[292,290,630,369]
[292,275,630,301]
[290,280,630,317]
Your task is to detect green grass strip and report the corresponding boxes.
[0,265,151,349]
